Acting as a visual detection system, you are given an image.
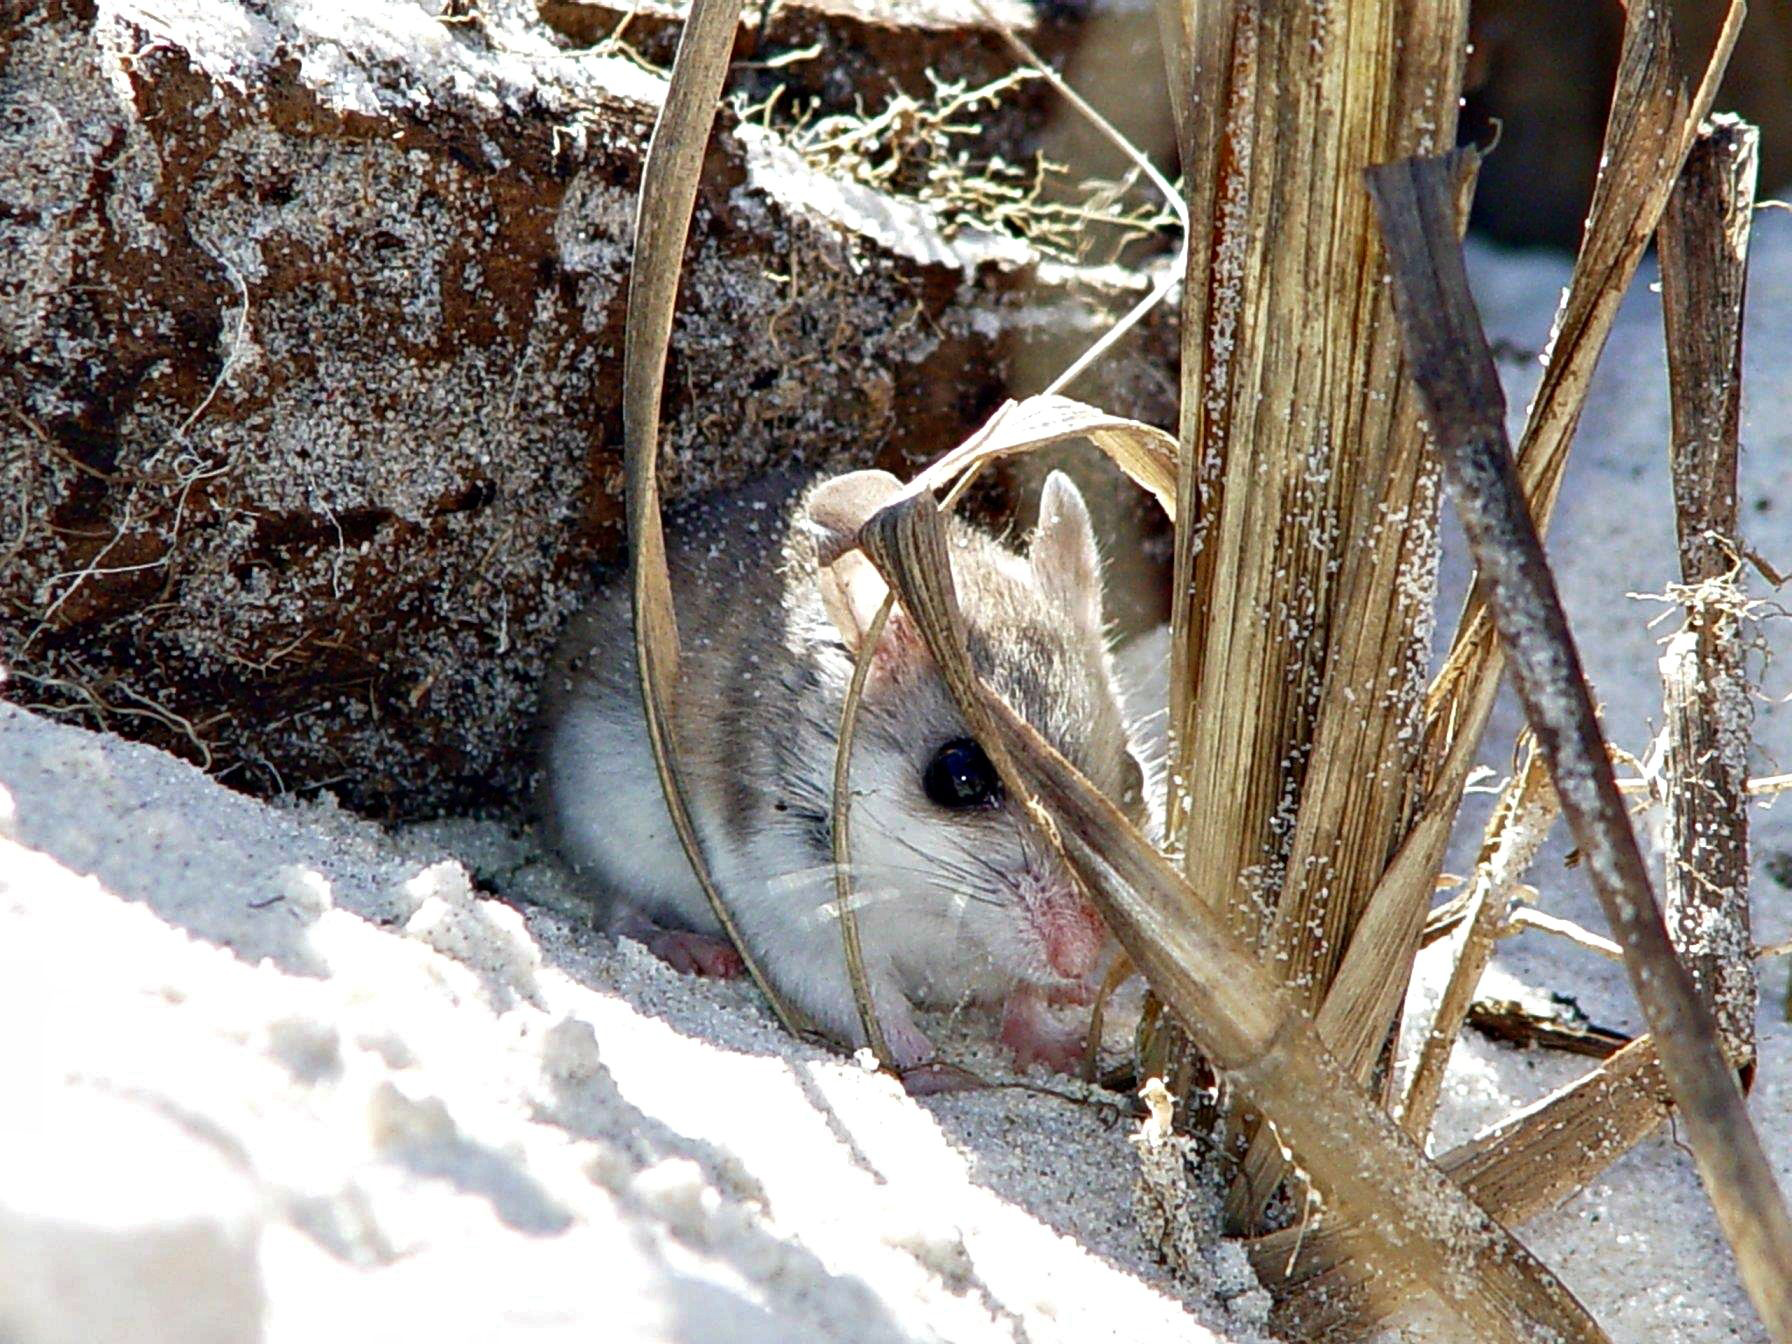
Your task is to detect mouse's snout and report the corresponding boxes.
[1032,886,1109,983]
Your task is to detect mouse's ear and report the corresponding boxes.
[805,470,906,655]
[1030,471,1103,627]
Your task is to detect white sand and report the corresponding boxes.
[3,217,1791,1344]
[0,706,1271,1343]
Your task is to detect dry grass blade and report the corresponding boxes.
[1370,149,1792,1344]
[1146,0,1247,1140]
[1257,1035,1673,1340]
[622,0,806,1035]
[1400,743,1559,1138]
[909,396,1178,517]
[857,491,1609,1344]
[1657,115,1760,1066]
[1618,772,1792,798]
[829,594,896,1064]
[1273,18,1758,1233]
[1437,1040,1666,1216]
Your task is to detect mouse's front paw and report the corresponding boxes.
[860,1012,976,1095]
[876,1012,936,1071]
[645,929,746,978]
[1000,985,1090,1075]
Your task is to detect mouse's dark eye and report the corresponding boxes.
[922,738,1003,810]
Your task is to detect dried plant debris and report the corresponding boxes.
[741,71,1176,267]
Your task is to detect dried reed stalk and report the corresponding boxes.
[856,489,1607,1344]
[1400,742,1558,1138]
[1656,116,1760,1066]
[620,0,807,1035]
[1161,0,1467,977]
[1220,144,1481,1227]
[1370,148,1792,1344]
[1659,625,1756,1054]
[1154,0,1474,1232]
[830,600,897,1063]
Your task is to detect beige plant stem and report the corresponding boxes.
[622,0,806,1036]
[828,594,897,1064]
[1222,146,1483,1230]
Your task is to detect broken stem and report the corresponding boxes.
[1656,114,1760,1068]
[1400,743,1559,1139]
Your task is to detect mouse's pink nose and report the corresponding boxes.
[1039,894,1107,981]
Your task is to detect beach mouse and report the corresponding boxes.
[539,467,1152,1079]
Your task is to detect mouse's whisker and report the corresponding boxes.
[931,836,1023,897]
[957,846,1019,888]
[937,884,1006,909]
[763,862,848,892]
[877,859,1007,907]
[768,861,914,894]
[765,859,1005,917]
[867,827,1015,903]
